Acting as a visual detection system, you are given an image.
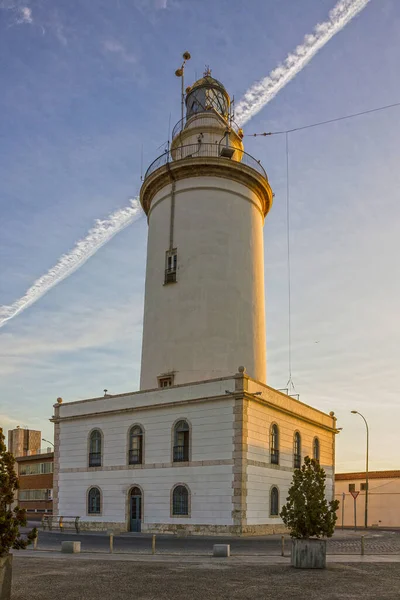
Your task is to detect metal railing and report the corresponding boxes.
[129,449,142,465]
[171,112,241,140]
[173,445,189,462]
[144,143,266,181]
[271,449,279,465]
[42,515,80,533]
[88,452,102,467]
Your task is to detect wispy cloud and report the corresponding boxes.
[236,0,371,125]
[17,5,32,24]
[103,40,137,64]
[0,199,142,329]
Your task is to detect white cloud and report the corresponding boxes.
[18,6,32,24]
[155,0,167,9]
[103,40,137,64]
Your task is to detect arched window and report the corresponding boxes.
[270,424,279,465]
[129,425,143,465]
[270,486,279,516]
[294,432,301,469]
[173,420,190,462]
[172,485,189,516]
[89,430,102,467]
[313,437,320,463]
[88,487,101,514]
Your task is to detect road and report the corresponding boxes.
[24,527,400,555]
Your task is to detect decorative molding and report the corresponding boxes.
[232,397,248,529]
[59,458,234,474]
[140,158,273,218]
[148,183,265,221]
[53,391,337,433]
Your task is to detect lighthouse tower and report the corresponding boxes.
[139,71,273,390]
[54,67,337,538]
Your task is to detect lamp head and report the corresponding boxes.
[182,51,191,61]
[351,410,358,414]
[175,68,183,77]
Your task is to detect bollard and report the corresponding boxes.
[152,534,156,555]
[361,535,365,556]
[281,536,285,557]
[33,532,38,550]
[109,532,114,554]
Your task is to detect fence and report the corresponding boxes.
[144,143,267,181]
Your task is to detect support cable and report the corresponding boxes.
[245,100,400,138]
[285,133,295,394]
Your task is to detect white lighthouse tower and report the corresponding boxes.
[139,69,273,390]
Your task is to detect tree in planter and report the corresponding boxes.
[280,456,339,539]
[0,427,37,598]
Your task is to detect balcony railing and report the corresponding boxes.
[144,143,267,181]
[89,452,102,467]
[129,449,142,465]
[271,449,279,465]
[171,113,241,140]
[173,445,189,462]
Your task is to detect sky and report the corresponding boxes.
[0,0,399,472]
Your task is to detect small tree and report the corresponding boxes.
[0,428,37,556]
[280,456,339,539]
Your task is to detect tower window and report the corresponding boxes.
[165,249,177,284]
[158,374,174,388]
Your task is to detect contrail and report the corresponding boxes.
[235,0,371,125]
[1,0,370,328]
[0,198,142,328]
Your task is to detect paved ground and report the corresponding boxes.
[11,556,400,599]
[25,527,400,556]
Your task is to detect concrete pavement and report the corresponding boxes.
[11,556,400,600]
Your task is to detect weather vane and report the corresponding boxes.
[203,65,212,77]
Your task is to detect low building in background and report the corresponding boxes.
[16,450,54,521]
[8,426,41,457]
[335,470,400,528]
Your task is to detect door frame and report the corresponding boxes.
[127,485,144,532]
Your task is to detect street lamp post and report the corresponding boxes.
[42,438,54,449]
[351,411,369,528]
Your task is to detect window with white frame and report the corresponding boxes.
[270,486,279,516]
[89,430,102,467]
[19,462,53,476]
[172,485,189,516]
[270,424,279,465]
[293,432,301,469]
[165,249,178,284]
[19,489,48,501]
[88,487,101,514]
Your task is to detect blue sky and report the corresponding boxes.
[1,0,399,471]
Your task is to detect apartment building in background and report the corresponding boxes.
[8,427,54,520]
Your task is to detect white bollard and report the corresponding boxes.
[61,541,81,553]
[213,544,230,557]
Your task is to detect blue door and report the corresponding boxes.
[130,487,142,532]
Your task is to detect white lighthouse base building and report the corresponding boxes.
[53,369,337,535]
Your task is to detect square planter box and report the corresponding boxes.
[0,554,13,600]
[291,538,327,569]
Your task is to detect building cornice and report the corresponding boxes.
[52,389,337,433]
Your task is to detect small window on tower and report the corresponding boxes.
[165,249,178,284]
[158,375,174,388]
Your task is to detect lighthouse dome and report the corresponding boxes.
[185,72,230,120]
